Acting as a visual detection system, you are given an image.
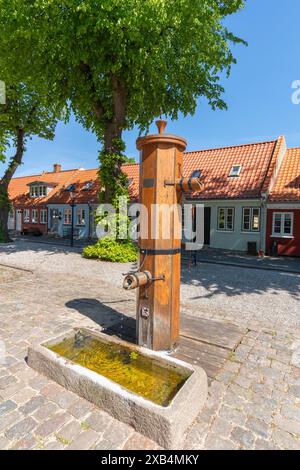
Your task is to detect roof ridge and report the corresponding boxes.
[10,173,43,180]
[43,168,79,174]
[121,163,139,166]
[184,139,278,155]
[11,168,82,180]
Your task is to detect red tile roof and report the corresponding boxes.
[122,164,140,200]
[184,140,280,200]
[269,148,300,202]
[8,169,79,207]
[122,140,282,201]
[8,138,286,205]
[9,165,140,206]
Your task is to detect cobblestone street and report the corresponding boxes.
[0,241,300,450]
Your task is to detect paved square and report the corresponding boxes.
[0,240,300,449]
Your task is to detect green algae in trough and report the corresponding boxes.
[47,330,191,407]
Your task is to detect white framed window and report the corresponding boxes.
[40,209,47,224]
[229,165,242,177]
[32,209,38,224]
[272,212,294,237]
[242,208,260,232]
[217,207,235,231]
[9,209,14,220]
[30,185,47,197]
[64,208,72,225]
[23,209,30,223]
[77,208,86,226]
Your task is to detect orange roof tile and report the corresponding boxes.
[269,148,300,202]
[121,141,279,201]
[8,169,79,207]
[46,168,100,205]
[184,140,278,200]
[8,164,140,206]
[122,164,140,200]
[8,139,282,205]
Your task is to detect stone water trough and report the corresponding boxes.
[28,328,207,449]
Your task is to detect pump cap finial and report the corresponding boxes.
[156,120,167,135]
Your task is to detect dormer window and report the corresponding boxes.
[28,181,53,198]
[229,165,242,177]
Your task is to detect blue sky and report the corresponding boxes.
[2,0,300,177]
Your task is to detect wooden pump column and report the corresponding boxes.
[135,121,187,351]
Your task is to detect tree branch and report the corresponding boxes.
[79,61,106,120]
[0,128,25,188]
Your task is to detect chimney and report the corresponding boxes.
[53,164,62,173]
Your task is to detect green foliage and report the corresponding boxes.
[0,1,245,136]
[98,140,129,205]
[97,138,131,240]
[0,0,245,212]
[123,156,136,164]
[0,132,9,163]
[129,351,139,361]
[0,82,60,189]
[0,84,58,145]
[82,237,138,263]
[0,81,59,242]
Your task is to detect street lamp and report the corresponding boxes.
[65,184,76,247]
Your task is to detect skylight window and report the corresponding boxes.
[65,184,76,192]
[83,181,93,190]
[126,178,134,187]
[229,165,242,177]
[190,170,202,179]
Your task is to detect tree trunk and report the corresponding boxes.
[78,64,128,204]
[0,128,25,242]
[0,203,10,242]
[102,75,127,203]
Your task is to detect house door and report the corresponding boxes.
[204,207,211,246]
[50,209,59,233]
[16,210,22,232]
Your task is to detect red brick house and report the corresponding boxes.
[266,148,300,257]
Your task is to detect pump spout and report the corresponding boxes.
[123,271,152,290]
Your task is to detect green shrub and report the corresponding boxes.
[82,237,138,263]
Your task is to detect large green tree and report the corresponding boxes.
[0,83,58,242]
[0,0,245,204]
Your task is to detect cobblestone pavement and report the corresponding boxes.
[0,242,300,450]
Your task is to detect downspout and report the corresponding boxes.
[260,192,268,254]
[88,202,92,239]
